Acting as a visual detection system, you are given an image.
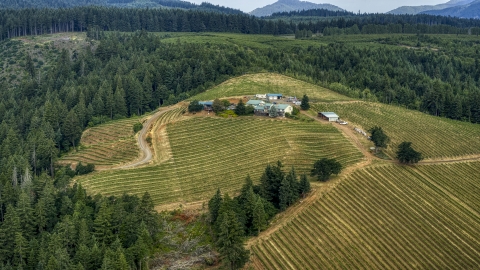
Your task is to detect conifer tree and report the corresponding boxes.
[114,85,128,118]
[16,191,35,239]
[252,198,267,235]
[62,110,82,149]
[14,232,29,267]
[300,94,310,110]
[235,99,246,115]
[208,188,223,224]
[0,204,21,262]
[93,202,114,246]
[216,210,249,270]
[299,173,311,198]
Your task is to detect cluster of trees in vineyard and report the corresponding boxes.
[0,167,161,269]
[208,162,310,268]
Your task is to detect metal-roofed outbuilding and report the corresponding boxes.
[318,112,339,122]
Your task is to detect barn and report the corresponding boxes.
[266,93,283,101]
[319,112,339,122]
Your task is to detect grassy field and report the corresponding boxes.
[159,32,480,51]
[252,161,480,269]
[191,73,352,103]
[77,117,363,205]
[60,117,140,167]
[313,101,480,160]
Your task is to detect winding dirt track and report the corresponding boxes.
[116,107,174,170]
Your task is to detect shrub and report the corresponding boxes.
[133,122,143,133]
[76,162,95,175]
[218,110,238,118]
[188,100,204,113]
[292,106,300,115]
[146,135,152,145]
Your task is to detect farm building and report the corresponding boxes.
[255,94,267,99]
[254,103,293,117]
[275,104,293,116]
[254,105,268,116]
[247,100,265,106]
[319,112,339,122]
[267,93,283,100]
[199,101,213,111]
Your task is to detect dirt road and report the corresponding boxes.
[117,107,174,169]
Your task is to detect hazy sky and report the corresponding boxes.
[189,0,448,13]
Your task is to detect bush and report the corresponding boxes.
[218,110,237,118]
[76,162,95,175]
[292,106,300,116]
[133,122,143,133]
[188,100,204,113]
[146,135,152,145]
[311,158,343,181]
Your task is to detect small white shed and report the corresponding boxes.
[319,112,339,122]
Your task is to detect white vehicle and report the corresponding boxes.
[336,119,348,125]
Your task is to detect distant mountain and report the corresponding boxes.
[421,0,480,18]
[0,0,244,14]
[388,0,475,15]
[249,0,343,17]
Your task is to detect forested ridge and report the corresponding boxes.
[0,0,244,14]
[3,7,480,41]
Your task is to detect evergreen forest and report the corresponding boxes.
[0,5,480,269]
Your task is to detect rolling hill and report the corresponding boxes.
[249,0,343,17]
[76,74,363,206]
[388,0,475,14]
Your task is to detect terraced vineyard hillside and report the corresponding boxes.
[252,161,480,269]
[191,73,352,102]
[313,102,480,159]
[78,117,363,205]
[60,117,140,167]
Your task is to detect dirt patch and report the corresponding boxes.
[155,201,206,213]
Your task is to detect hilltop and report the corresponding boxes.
[388,0,475,14]
[421,0,480,18]
[249,0,343,17]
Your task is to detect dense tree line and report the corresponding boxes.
[271,8,355,18]
[0,0,244,15]
[3,6,480,41]
[0,167,161,269]
[0,7,296,40]
[270,8,480,29]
